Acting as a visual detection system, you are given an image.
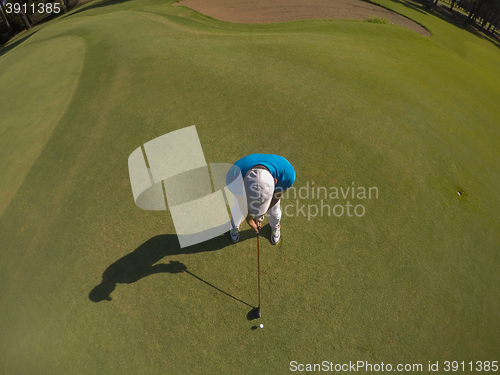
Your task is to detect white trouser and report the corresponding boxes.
[231,198,281,229]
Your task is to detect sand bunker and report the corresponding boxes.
[176,0,430,36]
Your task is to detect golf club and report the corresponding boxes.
[251,220,261,319]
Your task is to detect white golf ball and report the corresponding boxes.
[259,324,264,329]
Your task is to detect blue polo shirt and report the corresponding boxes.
[227,154,295,193]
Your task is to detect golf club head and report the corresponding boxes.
[247,306,261,320]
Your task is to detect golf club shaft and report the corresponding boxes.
[257,229,261,307]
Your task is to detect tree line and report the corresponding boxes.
[0,0,69,44]
[460,0,500,31]
[428,0,500,32]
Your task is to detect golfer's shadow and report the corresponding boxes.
[89,232,255,308]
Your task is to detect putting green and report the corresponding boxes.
[0,36,85,215]
[0,1,498,374]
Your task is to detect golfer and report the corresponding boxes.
[226,154,295,245]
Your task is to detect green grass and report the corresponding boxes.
[0,0,499,374]
[366,16,389,24]
[0,36,85,215]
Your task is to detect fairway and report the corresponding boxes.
[0,0,499,374]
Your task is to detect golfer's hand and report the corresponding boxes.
[247,218,261,233]
[256,220,262,231]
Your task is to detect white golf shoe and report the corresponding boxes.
[271,225,281,245]
[229,226,240,243]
